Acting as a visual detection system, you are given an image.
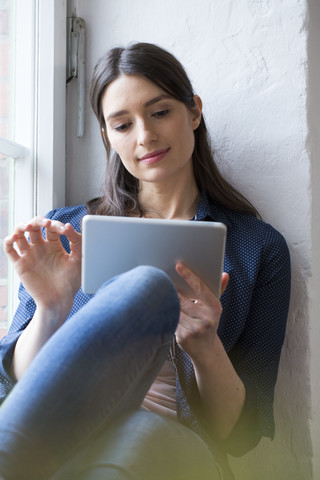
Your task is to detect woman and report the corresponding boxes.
[0,43,291,480]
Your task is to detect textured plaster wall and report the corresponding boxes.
[66,1,317,478]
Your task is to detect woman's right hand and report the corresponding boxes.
[4,216,82,316]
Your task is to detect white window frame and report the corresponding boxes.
[15,0,67,311]
[3,0,67,222]
[9,0,35,226]
[35,0,66,216]
[0,0,67,321]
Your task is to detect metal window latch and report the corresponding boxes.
[67,17,86,138]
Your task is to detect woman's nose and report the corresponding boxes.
[137,121,157,146]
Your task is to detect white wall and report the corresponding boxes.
[66,1,319,478]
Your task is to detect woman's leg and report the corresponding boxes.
[51,409,222,480]
[0,266,180,480]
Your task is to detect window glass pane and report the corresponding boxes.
[0,0,14,333]
[0,0,35,333]
[0,156,13,334]
[0,0,13,140]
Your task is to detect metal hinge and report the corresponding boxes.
[67,17,86,138]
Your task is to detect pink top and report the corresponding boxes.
[142,357,177,421]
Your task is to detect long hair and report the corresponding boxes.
[87,42,259,218]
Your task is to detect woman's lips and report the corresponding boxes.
[139,148,170,164]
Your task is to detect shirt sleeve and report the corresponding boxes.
[222,224,291,455]
[0,209,60,403]
[0,283,36,403]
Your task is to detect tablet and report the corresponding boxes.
[81,215,226,299]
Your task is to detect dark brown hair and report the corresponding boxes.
[87,42,259,218]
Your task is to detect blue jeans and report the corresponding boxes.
[0,266,220,480]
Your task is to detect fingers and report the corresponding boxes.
[175,262,202,297]
[3,234,21,263]
[63,223,82,258]
[4,217,81,263]
[42,220,81,247]
[178,292,200,316]
[44,220,66,242]
[175,262,215,304]
[4,218,46,260]
[24,218,49,245]
[4,222,34,262]
[12,217,62,244]
[176,262,229,302]
[24,217,70,243]
[175,264,229,357]
[220,272,229,296]
[15,226,31,253]
[64,223,81,244]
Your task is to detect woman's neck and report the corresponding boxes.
[138,178,200,220]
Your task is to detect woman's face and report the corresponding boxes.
[101,74,202,187]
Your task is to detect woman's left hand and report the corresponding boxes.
[175,262,229,363]
[175,263,246,440]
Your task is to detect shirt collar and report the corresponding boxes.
[194,191,231,227]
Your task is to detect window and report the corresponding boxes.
[0,152,13,334]
[0,0,66,333]
[0,0,35,332]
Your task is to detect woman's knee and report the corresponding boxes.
[110,265,177,301]
[95,265,180,334]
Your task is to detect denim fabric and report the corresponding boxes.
[0,266,181,480]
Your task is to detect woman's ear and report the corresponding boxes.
[192,95,203,130]
[101,127,109,146]
[101,127,111,151]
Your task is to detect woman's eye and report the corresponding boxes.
[115,123,131,132]
[152,109,169,118]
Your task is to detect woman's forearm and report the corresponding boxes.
[11,303,71,381]
[4,217,82,381]
[192,334,246,440]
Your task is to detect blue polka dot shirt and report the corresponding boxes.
[0,193,291,458]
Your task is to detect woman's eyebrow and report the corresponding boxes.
[106,94,172,121]
[144,94,172,108]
